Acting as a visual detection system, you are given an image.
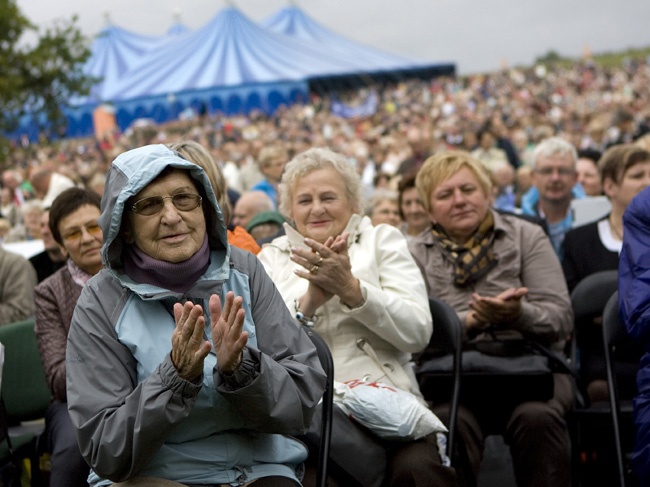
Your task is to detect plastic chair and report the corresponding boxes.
[603,291,636,487]
[569,269,619,373]
[567,270,637,485]
[0,318,52,486]
[303,328,334,487]
[415,297,463,461]
[568,270,619,486]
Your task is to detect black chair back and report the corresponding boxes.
[304,329,334,487]
[416,297,462,460]
[603,291,631,487]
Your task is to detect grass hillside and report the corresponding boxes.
[535,46,650,69]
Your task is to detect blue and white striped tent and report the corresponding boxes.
[53,6,454,139]
[261,5,426,73]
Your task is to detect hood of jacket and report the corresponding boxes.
[99,144,229,277]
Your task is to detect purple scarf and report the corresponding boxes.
[123,235,210,294]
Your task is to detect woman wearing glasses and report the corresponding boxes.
[35,187,103,487]
[65,145,326,487]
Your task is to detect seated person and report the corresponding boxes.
[409,150,573,487]
[563,144,650,403]
[258,148,457,487]
[245,210,285,244]
[490,161,516,212]
[4,199,43,243]
[232,190,275,229]
[366,188,402,227]
[35,188,103,487]
[398,174,431,241]
[251,145,288,207]
[576,148,603,197]
[0,245,37,325]
[30,208,66,282]
[66,144,326,487]
[563,145,650,291]
[620,185,650,485]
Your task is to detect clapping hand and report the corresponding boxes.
[210,291,249,375]
[291,233,362,314]
[468,287,529,327]
[171,301,212,382]
[171,292,249,381]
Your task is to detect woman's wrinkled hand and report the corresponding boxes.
[171,301,212,382]
[291,233,363,309]
[210,292,249,375]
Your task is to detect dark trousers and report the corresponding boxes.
[45,400,90,487]
[433,373,573,487]
[302,433,458,487]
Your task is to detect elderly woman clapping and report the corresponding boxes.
[66,145,326,487]
[409,150,573,487]
[258,148,456,487]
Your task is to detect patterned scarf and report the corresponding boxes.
[431,211,497,288]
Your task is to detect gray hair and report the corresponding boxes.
[365,188,399,217]
[21,199,44,217]
[278,148,364,219]
[532,137,577,170]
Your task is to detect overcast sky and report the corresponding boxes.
[17,0,650,75]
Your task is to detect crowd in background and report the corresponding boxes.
[2,56,650,487]
[2,58,650,237]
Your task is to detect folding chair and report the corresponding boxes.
[568,270,623,486]
[415,297,462,461]
[569,269,619,379]
[0,318,52,487]
[303,328,334,487]
[603,291,638,487]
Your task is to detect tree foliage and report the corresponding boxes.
[0,0,95,138]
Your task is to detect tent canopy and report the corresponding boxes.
[13,6,455,140]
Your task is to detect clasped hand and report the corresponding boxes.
[171,291,249,382]
[465,287,529,331]
[290,233,362,314]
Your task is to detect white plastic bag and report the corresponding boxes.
[333,379,447,441]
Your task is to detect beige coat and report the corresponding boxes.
[258,215,432,397]
[408,210,573,352]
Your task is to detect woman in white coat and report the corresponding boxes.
[258,147,457,487]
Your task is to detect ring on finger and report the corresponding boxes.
[309,264,320,274]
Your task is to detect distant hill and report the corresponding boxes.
[534,46,650,69]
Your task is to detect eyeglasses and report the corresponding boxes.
[131,193,202,216]
[62,223,102,243]
[534,167,575,176]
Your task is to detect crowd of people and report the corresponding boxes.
[2,56,650,486]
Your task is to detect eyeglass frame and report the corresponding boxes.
[533,166,576,177]
[130,193,203,216]
[61,222,103,243]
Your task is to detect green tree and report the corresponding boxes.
[0,0,94,143]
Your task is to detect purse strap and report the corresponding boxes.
[525,339,577,378]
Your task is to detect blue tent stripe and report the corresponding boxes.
[12,5,453,140]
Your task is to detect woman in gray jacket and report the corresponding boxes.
[66,144,326,487]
